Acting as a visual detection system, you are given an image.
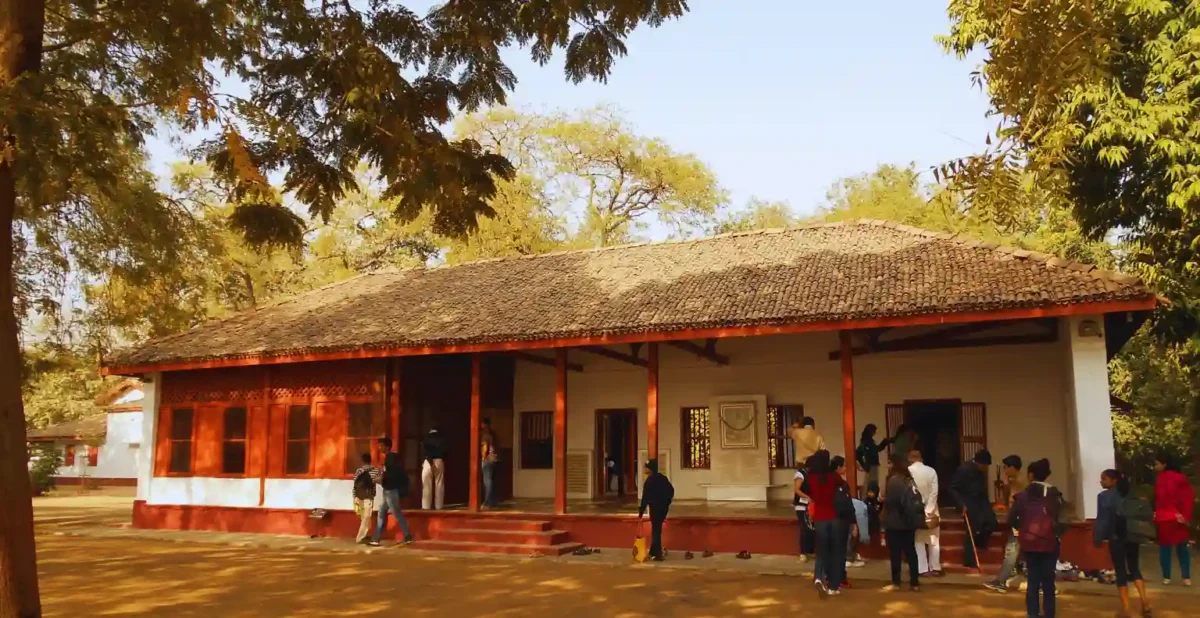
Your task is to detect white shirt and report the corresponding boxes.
[909,461,939,517]
[793,470,810,511]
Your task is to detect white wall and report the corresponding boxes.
[513,328,1076,502]
[148,477,261,507]
[137,374,160,501]
[52,410,142,480]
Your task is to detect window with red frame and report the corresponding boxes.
[222,407,248,475]
[168,408,194,474]
[286,405,312,475]
[87,445,99,467]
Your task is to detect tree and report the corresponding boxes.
[940,0,1200,473]
[456,106,726,248]
[711,197,796,234]
[0,2,689,614]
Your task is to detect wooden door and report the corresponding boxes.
[959,402,987,465]
[884,404,906,456]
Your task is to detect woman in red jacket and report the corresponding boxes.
[806,449,849,598]
[1153,453,1194,586]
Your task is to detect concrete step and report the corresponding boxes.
[410,540,583,556]
[440,518,553,532]
[435,528,570,546]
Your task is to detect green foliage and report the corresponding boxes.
[456,106,726,248]
[939,0,1200,337]
[21,346,106,430]
[27,443,64,496]
[712,198,797,234]
[1110,329,1197,481]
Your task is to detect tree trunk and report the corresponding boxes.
[0,1,45,616]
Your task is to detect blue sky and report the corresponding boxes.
[149,1,994,220]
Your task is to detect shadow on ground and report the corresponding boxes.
[37,534,1195,618]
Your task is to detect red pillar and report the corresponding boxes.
[647,342,659,464]
[554,348,569,515]
[389,359,401,460]
[469,354,481,512]
[840,330,858,495]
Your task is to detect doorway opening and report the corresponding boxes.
[906,400,961,507]
[595,409,638,501]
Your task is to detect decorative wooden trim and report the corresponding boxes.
[647,343,659,460]
[829,318,1059,359]
[512,351,583,373]
[103,299,1157,375]
[554,348,569,515]
[580,346,647,367]
[667,339,729,366]
[469,354,482,512]
[839,331,857,495]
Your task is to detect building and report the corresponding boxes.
[26,379,145,487]
[103,220,1155,567]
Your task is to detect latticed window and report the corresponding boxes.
[767,404,803,469]
[681,406,710,469]
[520,411,553,469]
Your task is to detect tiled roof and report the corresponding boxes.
[27,415,107,441]
[106,220,1154,369]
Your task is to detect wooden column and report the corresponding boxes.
[259,366,271,506]
[469,354,482,512]
[553,348,569,515]
[840,330,858,495]
[647,342,659,464]
[389,359,401,466]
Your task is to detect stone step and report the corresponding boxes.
[410,540,583,556]
[440,518,553,532]
[435,528,570,546]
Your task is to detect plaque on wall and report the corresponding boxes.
[718,401,758,449]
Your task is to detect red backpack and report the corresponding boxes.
[1017,491,1059,553]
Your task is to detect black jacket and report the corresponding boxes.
[423,430,445,461]
[951,461,996,531]
[882,474,919,531]
[381,451,407,493]
[639,472,674,519]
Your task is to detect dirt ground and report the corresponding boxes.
[31,493,1197,618]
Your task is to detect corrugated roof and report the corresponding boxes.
[106,220,1153,369]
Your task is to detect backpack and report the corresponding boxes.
[901,481,928,530]
[834,482,856,522]
[353,468,375,501]
[1017,492,1060,553]
[1117,495,1156,544]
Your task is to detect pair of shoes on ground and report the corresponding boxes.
[880,584,920,593]
[1161,578,1192,586]
[572,546,600,556]
[365,537,413,547]
[846,559,866,568]
[735,550,752,560]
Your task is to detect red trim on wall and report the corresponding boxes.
[646,342,659,459]
[104,298,1156,375]
[53,477,137,487]
[553,349,568,515]
[468,354,481,512]
[127,501,1110,569]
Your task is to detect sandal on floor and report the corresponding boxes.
[684,551,694,560]
[702,550,714,558]
[735,551,752,560]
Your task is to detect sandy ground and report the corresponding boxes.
[32,493,1198,618]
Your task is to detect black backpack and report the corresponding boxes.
[353,469,375,501]
[834,482,856,523]
[901,481,927,529]
[1118,494,1156,544]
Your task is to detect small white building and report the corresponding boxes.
[27,380,144,487]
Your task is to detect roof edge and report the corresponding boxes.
[103,296,1157,376]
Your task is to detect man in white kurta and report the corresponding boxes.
[909,449,941,575]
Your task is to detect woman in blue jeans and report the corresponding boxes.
[805,450,849,598]
[1010,459,1063,618]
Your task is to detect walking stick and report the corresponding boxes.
[960,505,984,570]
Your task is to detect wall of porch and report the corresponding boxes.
[513,329,1073,503]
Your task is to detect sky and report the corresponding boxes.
[148,1,995,222]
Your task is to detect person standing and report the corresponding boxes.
[638,459,674,562]
[908,448,942,577]
[855,424,891,497]
[1095,469,1154,618]
[793,459,815,562]
[1153,453,1194,586]
[951,449,997,570]
[351,452,378,544]
[790,417,826,469]
[891,424,916,464]
[369,437,414,546]
[985,454,1025,593]
[806,450,849,598]
[421,426,446,510]
[833,456,868,569]
[1010,459,1064,618]
[480,417,499,509]
[882,453,923,592]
